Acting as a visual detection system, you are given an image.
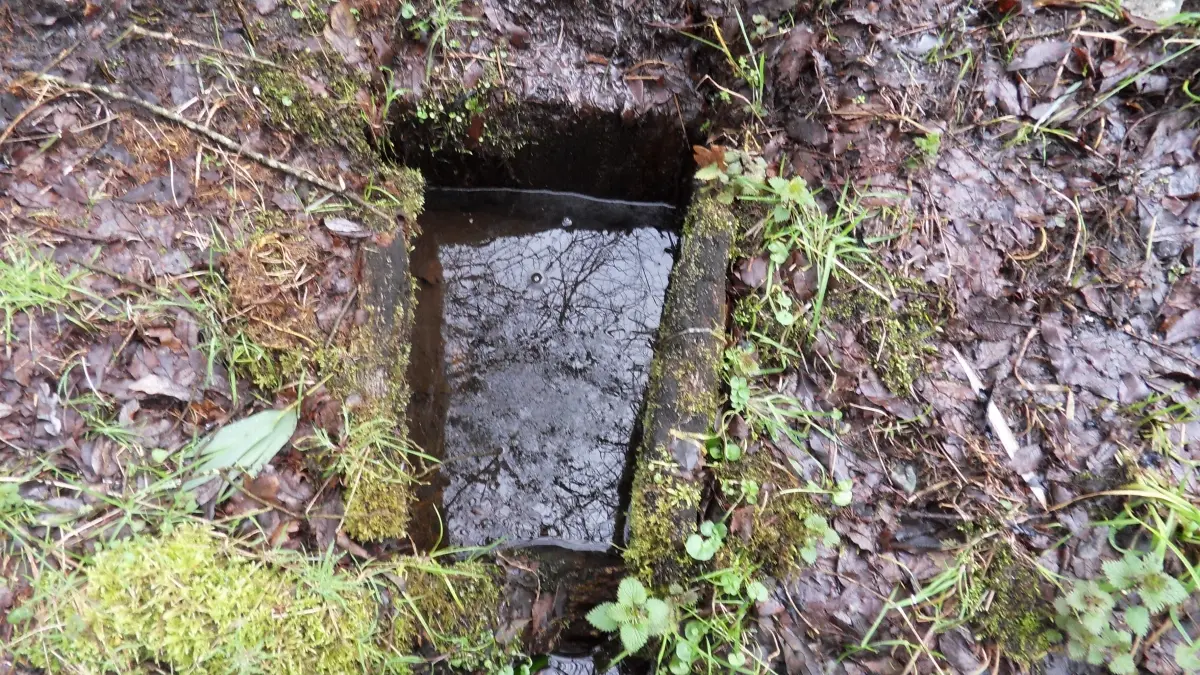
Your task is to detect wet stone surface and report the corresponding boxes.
[408,189,678,548]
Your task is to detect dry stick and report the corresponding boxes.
[323,287,358,349]
[118,25,277,67]
[35,74,397,225]
[0,82,51,148]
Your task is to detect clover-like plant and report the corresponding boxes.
[686,520,728,562]
[587,578,674,654]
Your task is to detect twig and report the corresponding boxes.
[1029,172,1085,285]
[34,74,397,225]
[15,215,119,244]
[76,260,161,295]
[1013,325,1070,394]
[118,25,276,67]
[0,83,51,149]
[324,287,358,349]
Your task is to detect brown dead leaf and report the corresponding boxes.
[129,374,192,401]
[692,144,727,169]
[735,254,769,289]
[777,25,815,85]
[244,473,281,502]
[144,326,183,351]
[324,2,364,64]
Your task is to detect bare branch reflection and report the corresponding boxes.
[427,216,675,546]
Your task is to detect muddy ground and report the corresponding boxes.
[1,0,1199,673]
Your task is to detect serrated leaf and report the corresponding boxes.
[618,577,647,607]
[746,581,768,602]
[1125,605,1150,637]
[1109,653,1136,674]
[695,164,724,181]
[1139,572,1188,613]
[620,623,649,652]
[823,527,841,548]
[190,408,298,480]
[1103,556,1138,590]
[1175,641,1200,671]
[645,599,672,635]
[586,603,619,632]
[609,603,632,623]
[1081,609,1109,636]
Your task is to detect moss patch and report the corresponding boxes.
[396,560,518,672]
[11,524,400,674]
[625,460,705,585]
[249,56,372,160]
[714,449,824,573]
[964,544,1060,665]
[826,274,947,396]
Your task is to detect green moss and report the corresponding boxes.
[396,561,518,671]
[364,164,426,226]
[687,197,739,238]
[400,54,524,159]
[11,523,402,674]
[965,544,1059,665]
[249,56,371,160]
[624,460,704,585]
[714,450,823,572]
[825,273,946,396]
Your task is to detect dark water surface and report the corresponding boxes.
[407,189,678,549]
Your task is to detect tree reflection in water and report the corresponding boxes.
[410,205,675,548]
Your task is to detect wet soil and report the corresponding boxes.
[408,189,679,549]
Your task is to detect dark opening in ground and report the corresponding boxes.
[407,188,680,551]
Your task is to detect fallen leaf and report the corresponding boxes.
[1007,40,1070,71]
[144,326,184,351]
[735,255,769,289]
[188,407,299,482]
[129,374,193,401]
[324,216,369,238]
[692,144,727,169]
[1162,309,1200,344]
[1122,0,1183,21]
[323,2,364,64]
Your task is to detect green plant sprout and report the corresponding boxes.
[0,239,86,345]
[697,155,891,337]
[587,577,675,655]
[686,520,728,561]
[657,562,772,674]
[402,0,480,81]
[684,13,767,118]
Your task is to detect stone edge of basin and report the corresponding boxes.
[357,190,737,654]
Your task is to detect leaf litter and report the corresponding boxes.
[2,0,1200,672]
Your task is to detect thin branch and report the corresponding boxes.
[35,74,397,226]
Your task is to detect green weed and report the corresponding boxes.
[587,577,676,656]
[0,239,85,344]
[685,13,767,118]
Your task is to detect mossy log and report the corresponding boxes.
[624,197,737,585]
